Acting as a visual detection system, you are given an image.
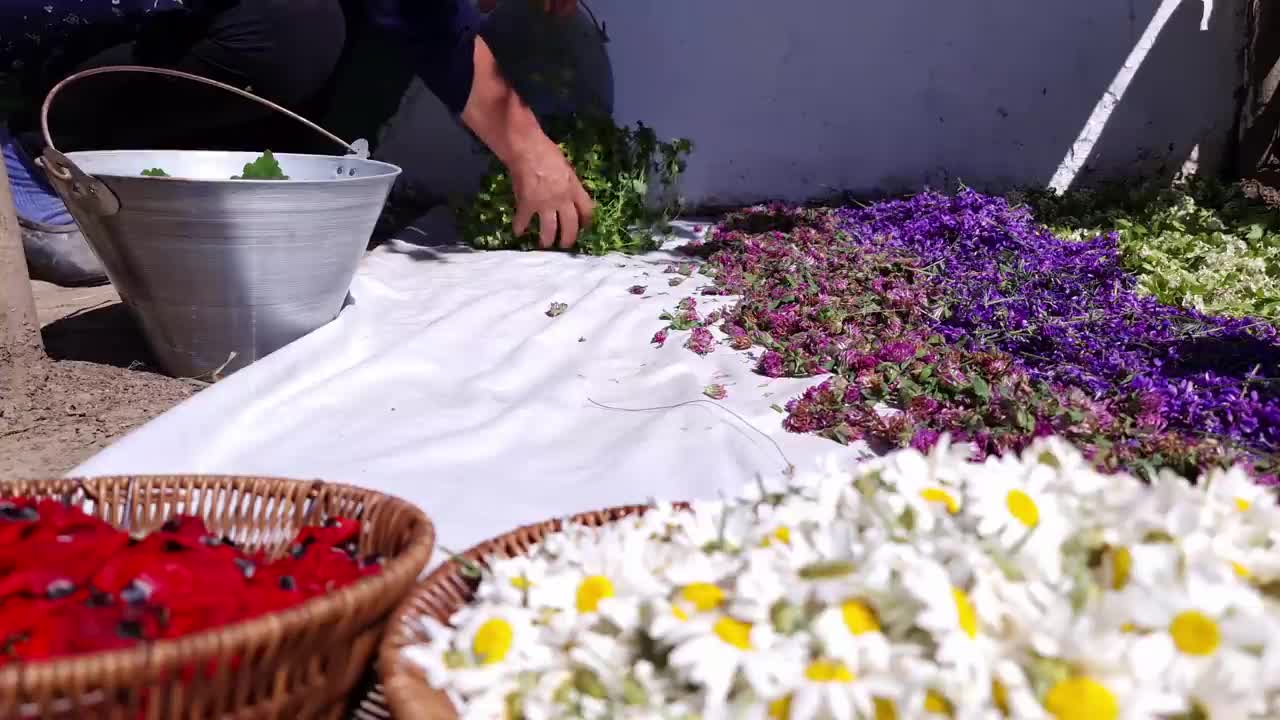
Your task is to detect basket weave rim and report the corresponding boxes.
[0,473,436,697]
[378,503,685,720]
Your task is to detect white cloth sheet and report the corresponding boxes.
[72,214,868,562]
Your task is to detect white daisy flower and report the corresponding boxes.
[1180,661,1270,720]
[778,658,876,720]
[903,560,997,691]
[810,597,892,673]
[783,546,868,608]
[1127,470,1213,539]
[1045,616,1188,720]
[988,659,1048,719]
[1202,465,1277,520]
[725,550,792,625]
[670,499,757,555]
[455,677,523,720]
[474,552,548,605]
[662,611,789,709]
[398,438,1280,719]
[880,440,969,533]
[529,530,665,617]
[647,578,734,642]
[1019,435,1097,482]
[519,668,575,720]
[1126,590,1269,694]
[406,605,550,695]
[965,459,1071,582]
[1039,673,1183,720]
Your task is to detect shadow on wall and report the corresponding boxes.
[376,0,1245,205]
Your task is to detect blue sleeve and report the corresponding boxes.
[366,0,483,115]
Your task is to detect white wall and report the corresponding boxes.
[376,0,1244,205]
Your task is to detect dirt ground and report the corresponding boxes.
[0,281,198,480]
[0,189,440,482]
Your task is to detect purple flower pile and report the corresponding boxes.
[663,192,1280,480]
[839,192,1280,454]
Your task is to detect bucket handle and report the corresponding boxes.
[39,64,362,157]
[37,65,368,217]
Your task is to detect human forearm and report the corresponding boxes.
[453,28,593,250]
[459,36,546,167]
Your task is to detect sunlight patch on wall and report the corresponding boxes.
[1048,0,1196,192]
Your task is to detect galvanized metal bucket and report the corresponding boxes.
[37,66,401,379]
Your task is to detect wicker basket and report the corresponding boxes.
[0,475,435,720]
[377,505,664,720]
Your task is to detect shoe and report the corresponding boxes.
[2,127,108,286]
[19,217,108,287]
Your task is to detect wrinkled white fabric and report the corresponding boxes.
[72,215,867,563]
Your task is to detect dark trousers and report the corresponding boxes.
[11,0,357,157]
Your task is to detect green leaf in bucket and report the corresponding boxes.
[231,150,289,180]
[140,168,169,177]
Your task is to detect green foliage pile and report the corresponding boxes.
[457,113,692,255]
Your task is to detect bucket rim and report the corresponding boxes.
[63,149,403,184]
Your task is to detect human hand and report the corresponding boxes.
[477,0,577,17]
[508,137,594,249]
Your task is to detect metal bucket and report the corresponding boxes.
[37,66,401,379]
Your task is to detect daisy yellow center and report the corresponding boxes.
[762,526,792,546]
[873,698,898,720]
[1170,610,1220,656]
[924,690,954,716]
[1043,676,1119,720]
[841,600,880,635]
[1005,489,1040,528]
[768,695,791,719]
[713,617,753,650]
[920,487,960,514]
[992,680,1010,716]
[509,575,531,590]
[471,618,514,665]
[575,575,615,614]
[671,604,689,621]
[952,587,978,638]
[804,660,854,683]
[1234,497,1251,512]
[1232,561,1251,579]
[1109,546,1132,591]
[679,583,726,612]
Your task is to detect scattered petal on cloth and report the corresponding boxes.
[68,221,853,563]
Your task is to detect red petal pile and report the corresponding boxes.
[0,498,382,666]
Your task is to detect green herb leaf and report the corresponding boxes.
[231,150,289,180]
[971,376,991,400]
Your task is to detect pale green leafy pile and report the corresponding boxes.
[1017,179,1280,325]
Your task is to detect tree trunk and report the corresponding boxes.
[0,159,44,375]
[1239,0,1280,183]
